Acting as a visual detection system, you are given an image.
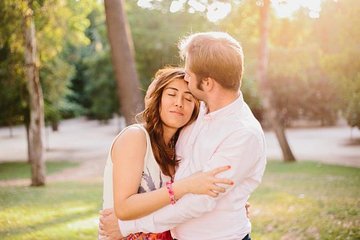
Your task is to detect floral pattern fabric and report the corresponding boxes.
[125,231,173,240]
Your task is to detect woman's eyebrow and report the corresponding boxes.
[165,87,178,91]
[165,87,192,95]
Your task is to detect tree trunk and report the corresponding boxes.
[104,0,144,126]
[257,0,295,162]
[24,5,46,185]
[24,105,32,163]
[26,123,31,163]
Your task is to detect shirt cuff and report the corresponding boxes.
[118,219,136,237]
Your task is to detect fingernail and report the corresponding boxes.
[231,181,234,185]
[228,165,231,169]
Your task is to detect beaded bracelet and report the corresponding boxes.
[166,181,176,205]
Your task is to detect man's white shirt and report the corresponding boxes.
[119,93,267,240]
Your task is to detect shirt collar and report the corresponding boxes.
[200,92,244,121]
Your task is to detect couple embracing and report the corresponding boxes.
[99,32,266,240]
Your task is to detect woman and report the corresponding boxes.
[102,67,232,240]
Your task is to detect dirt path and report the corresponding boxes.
[266,126,360,167]
[0,117,123,186]
[0,118,359,186]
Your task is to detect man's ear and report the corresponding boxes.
[202,77,215,92]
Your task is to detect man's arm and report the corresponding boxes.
[119,129,266,236]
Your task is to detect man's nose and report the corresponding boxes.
[184,75,189,83]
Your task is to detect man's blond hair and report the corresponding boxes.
[179,32,244,91]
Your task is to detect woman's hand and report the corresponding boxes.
[179,166,233,197]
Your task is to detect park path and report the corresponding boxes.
[0,117,359,186]
[0,117,124,186]
[266,125,360,167]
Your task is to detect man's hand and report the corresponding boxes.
[99,208,124,240]
[245,202,250,218]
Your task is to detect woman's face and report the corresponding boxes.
[160,78,196,130]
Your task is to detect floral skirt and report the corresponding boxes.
[125,231,173,240]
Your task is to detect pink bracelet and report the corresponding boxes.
[166,181,176,205]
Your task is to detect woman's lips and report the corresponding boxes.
[170,111,184,116]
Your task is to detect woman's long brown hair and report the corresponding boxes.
[136,67,199,177]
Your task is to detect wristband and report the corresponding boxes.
[166,181,176,205]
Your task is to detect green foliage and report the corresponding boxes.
[314,0,360,128]
[65,5,119,122]
[41,56,75,126]
[83,51,118,121]
[220,1,357,127]
[127,1,214,89]
[0,43,27,126]
[241,77,263,121]
[267,46,340,126]
[1,0,359,128]
[35,0,93,126]
[65,59,92,118]
[0,0,94,127]
[0,1,27,126]
[0,161,79,181]
[65,1,215,121]
[344,76,360,128]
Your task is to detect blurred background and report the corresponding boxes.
[0,0,359,239]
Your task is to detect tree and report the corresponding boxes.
[84,51,119,122]
[1,0,95,184]
[1,0,92,128]
[36,0,93,128]
[24,2,46,186]
[66,6,119,122]
[0,42,27,134]
[104,0,144,125]
[315,0,360,129]
[0,1,28,134]
[256,0,296,161]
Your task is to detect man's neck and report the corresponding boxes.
[205,90,240,113]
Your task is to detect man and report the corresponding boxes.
[100,32,266,240]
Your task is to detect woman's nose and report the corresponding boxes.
[175,97,183,108]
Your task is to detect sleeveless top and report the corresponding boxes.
[102,124,173,240]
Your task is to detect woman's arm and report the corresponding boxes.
[112,127,232,220]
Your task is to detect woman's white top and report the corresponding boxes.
[102,124,171,209]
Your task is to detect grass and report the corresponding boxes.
[0,161,359,239]
[0,161,80,180]
[250,161,360,240]
[0,181,102,240]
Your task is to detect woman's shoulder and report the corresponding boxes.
[116,124,147,144]
[111,124,148,161]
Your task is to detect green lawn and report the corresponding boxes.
[0,161,79,180]
[0,161,359,239]
[250,161,360,240]
[0,181,102,240]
